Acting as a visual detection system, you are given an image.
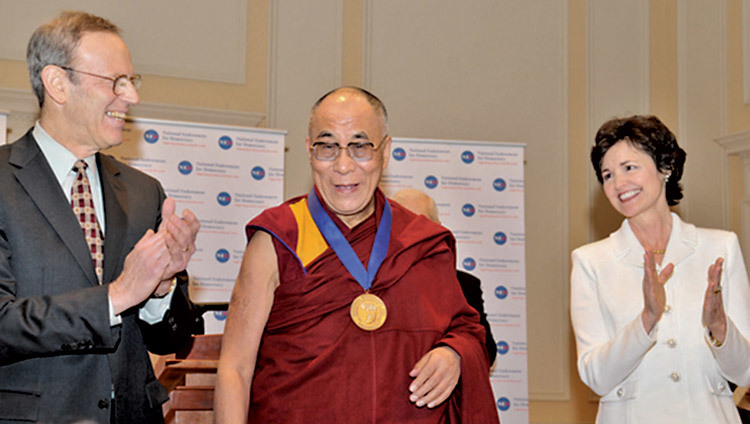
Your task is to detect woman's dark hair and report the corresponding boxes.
[591,115,686,206]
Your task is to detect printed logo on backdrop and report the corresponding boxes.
[497,341,510,355]
[493,231,507,245]
[462,257,476,271]
[495,285,509,300]
[461,150,475,164]
[217,192,232,206]
[144,129,159,144]
[178,160,193,175]
[424,175,439,189]
[215,248,230,263]
[497,397,511,412]
[251,166,266,181]
[493,178,507,192]
[461,203,476,217]
[213,311,228,321]
[392,147,406,161]
[218,135,233,150]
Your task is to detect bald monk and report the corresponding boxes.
[214,87,499,423]
[391,188,497,366]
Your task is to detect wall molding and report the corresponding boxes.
[362,0,374,88]
[716,129,750,154]
[265,0,343,199]
[532,0,572,402]
[267,0,281,129]
[0,87,263,132]
[0,2,248,84]
[129,103,264,128]
[0,87,38,114]
[744,0,750,103]
[586,0,651,242]
[677,0,729,228]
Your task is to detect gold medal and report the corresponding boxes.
[350,293,387,331]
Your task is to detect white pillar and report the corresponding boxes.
[716,131,750,271]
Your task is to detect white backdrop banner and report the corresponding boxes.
[0,110,8,145]
[107,117,285,314]
[380,137,527,424]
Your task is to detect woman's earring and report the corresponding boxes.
[664,174,670,183]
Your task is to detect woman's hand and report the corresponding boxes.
[641,251,674,334]
[702,257,727,344]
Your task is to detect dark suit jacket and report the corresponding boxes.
[456,270,497,365]
[0,131,197,423]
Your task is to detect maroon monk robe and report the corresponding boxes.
[245,188,499,423]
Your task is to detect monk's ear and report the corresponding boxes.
[305,137,313,162]
[40,65,70,105]
[380,136,392,169]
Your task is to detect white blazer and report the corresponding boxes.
[571,213,750,424]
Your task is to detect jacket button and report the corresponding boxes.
[664,305,672,314]
[670,372,681,382]
[98,399,109,409]
[616,388,624,397]
[667,338,677,348]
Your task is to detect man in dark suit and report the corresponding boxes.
[0,11,201,423]
[391,189,497,365]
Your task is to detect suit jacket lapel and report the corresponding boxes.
[98,154,127,285]
[610,212,696,270]
[9,132,99,286]
[662,213,696,267]
[609,219,644,269]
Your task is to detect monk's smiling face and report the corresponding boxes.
[306,88,391,228]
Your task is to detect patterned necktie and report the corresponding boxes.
[71,160,103,284]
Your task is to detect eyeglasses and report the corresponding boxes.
[311,139,387,162]
[60,66,142,95]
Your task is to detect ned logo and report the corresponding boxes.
[392,147,406,161]
[495,285,508,300]
[143,129,159,144]
[496,397,511,411]
[217,191,232,206]
[251,166,266,180]
[178,160,193,175]
[218,135,233,150]
[461,150,475,164]
[462,257,476,271]
[493,177,507,192]
[215,248,230,263]
[424,175,438,189]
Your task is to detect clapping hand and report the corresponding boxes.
[641,251,674,333]
[153,198,200,296]
[702,258,727,344]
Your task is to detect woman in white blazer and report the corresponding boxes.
[571,115,750,423]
